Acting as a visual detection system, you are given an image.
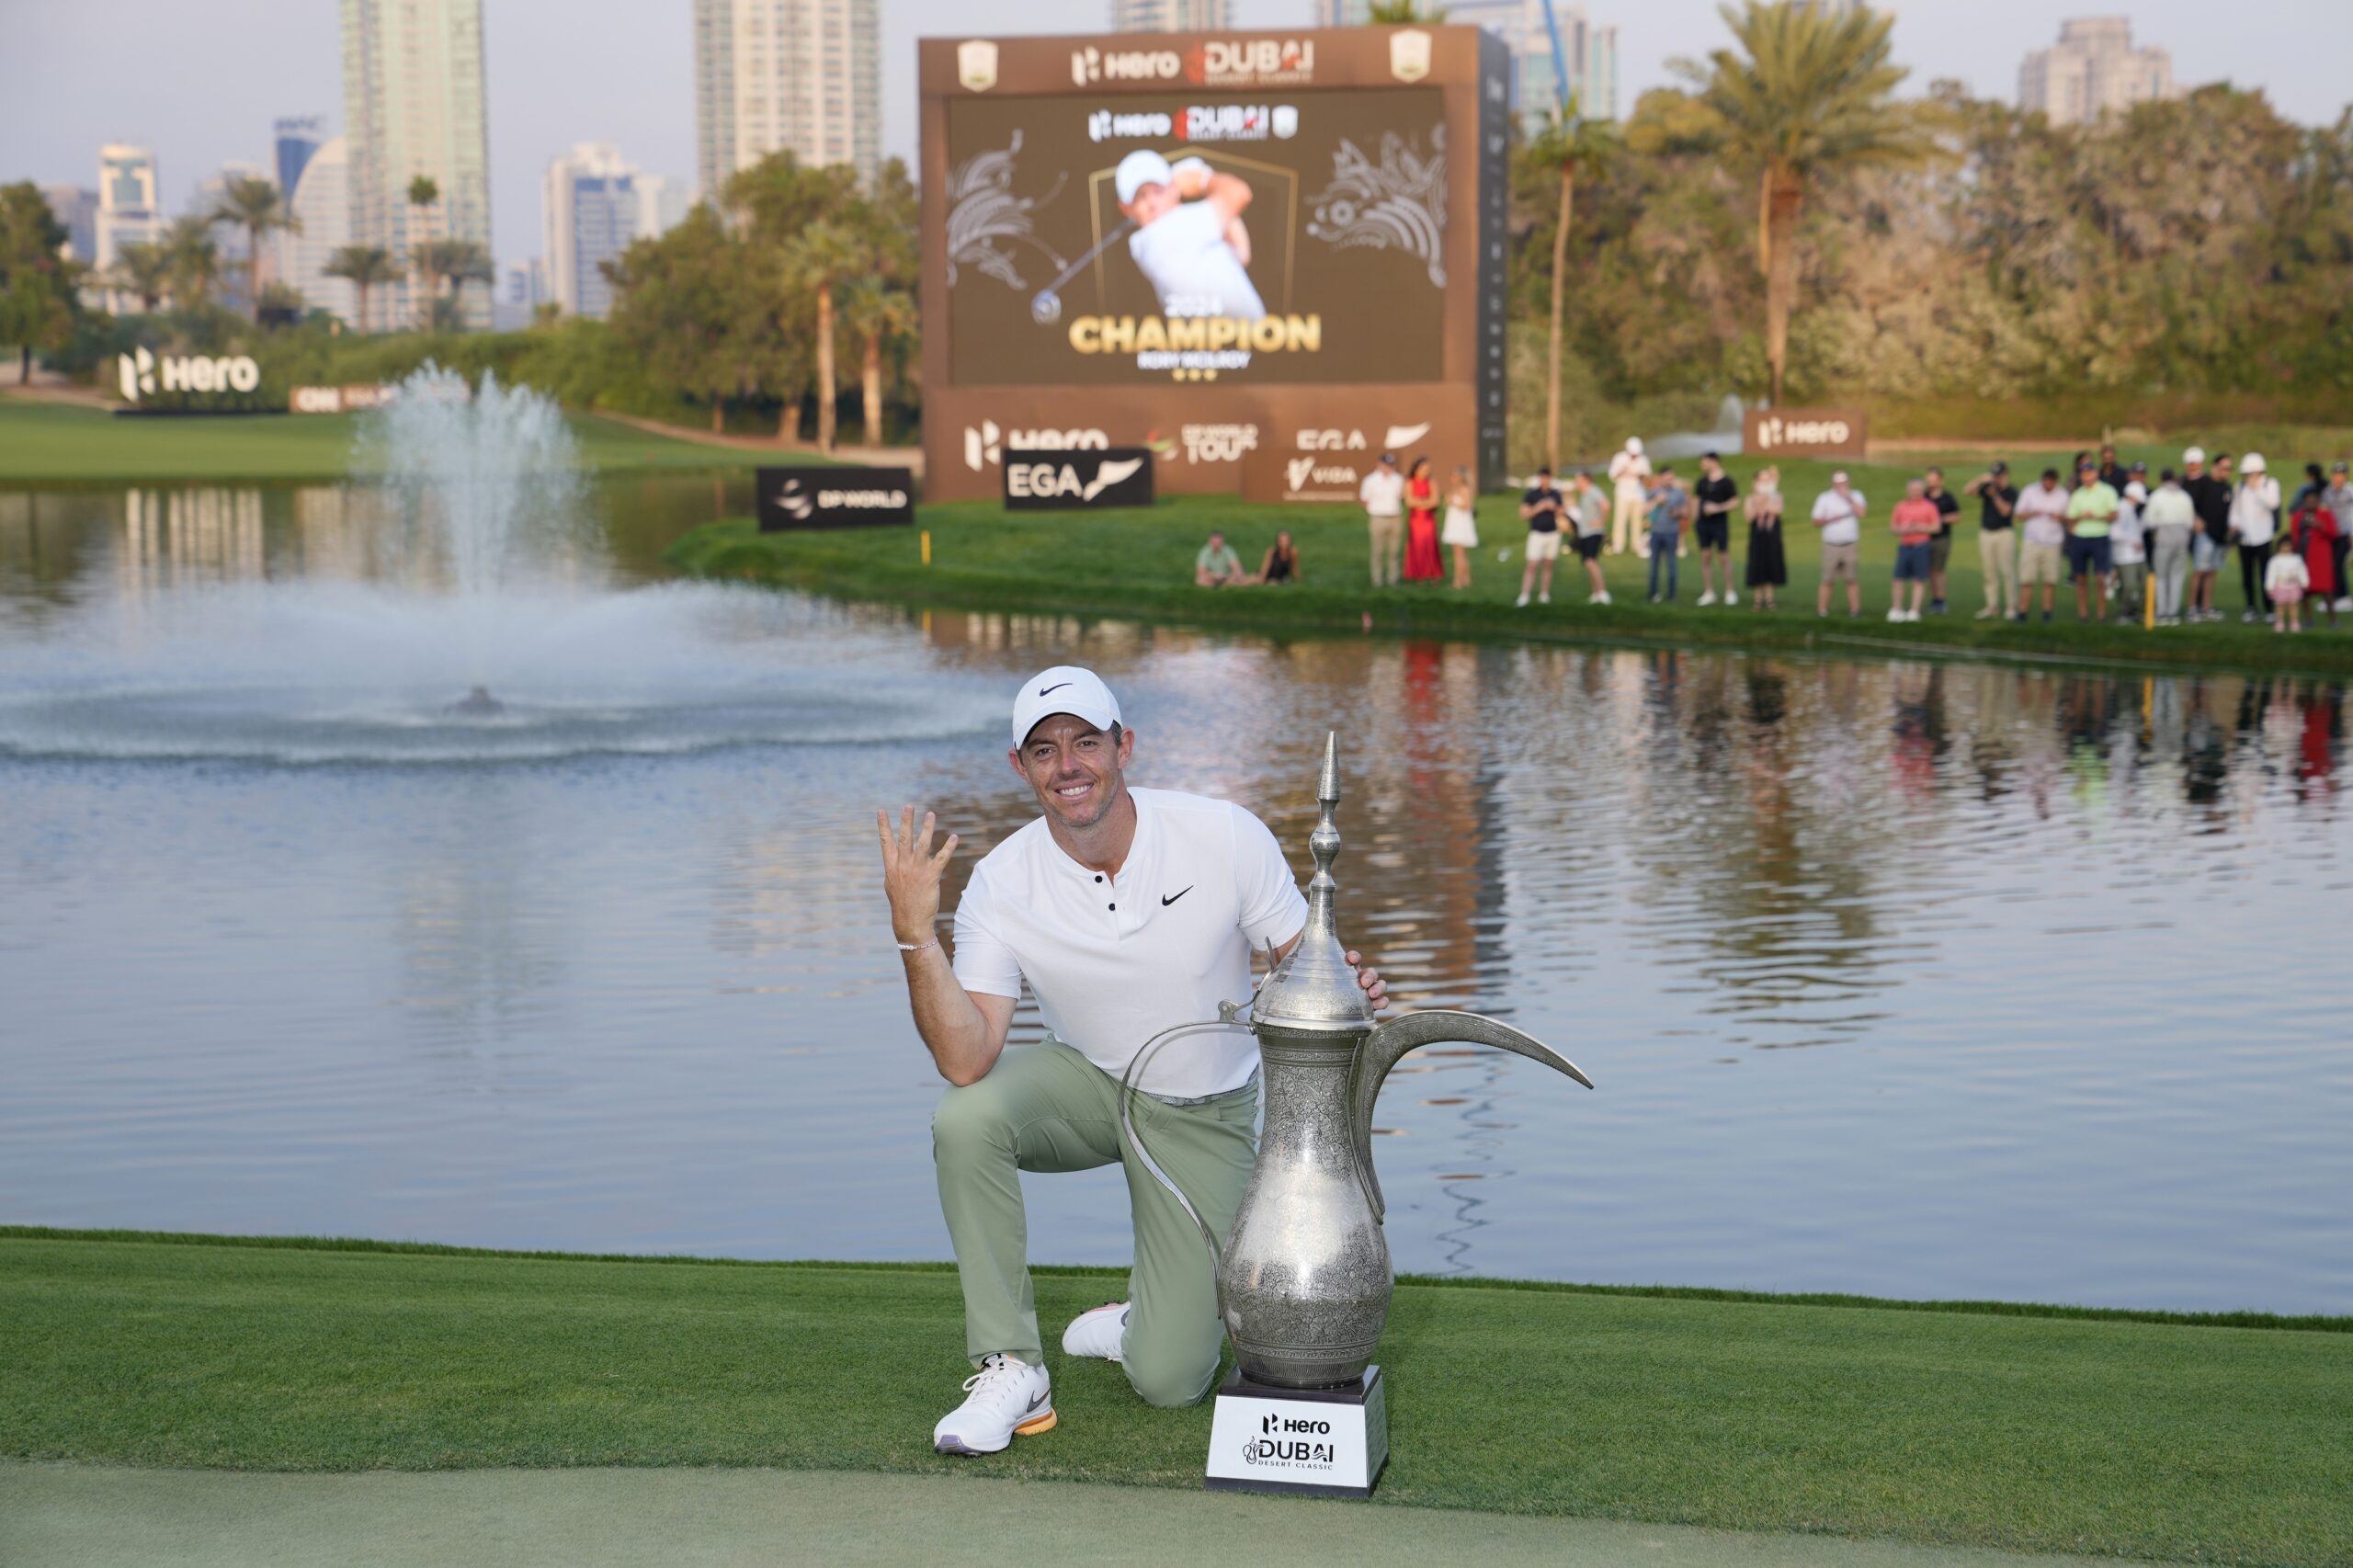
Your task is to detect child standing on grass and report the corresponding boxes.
[2266,536,2310,633]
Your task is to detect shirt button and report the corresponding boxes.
[1095,875,1103,882]
[1108,903,1117,911]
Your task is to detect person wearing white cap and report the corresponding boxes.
[1810,469,1868,617]
[2228,452,2281,622]
[1608,436,1653,557]
[2110,479,2150,623]
[877,665,1387,1456]
[1114,149,1265,322]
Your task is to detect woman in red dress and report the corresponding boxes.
[1402,456,1444,584]
[2292,497,2340,629]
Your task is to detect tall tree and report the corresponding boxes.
[108,240,175,314]
[1521,104,1620,472]
[410,237,491,332]
[324,244,404,333]
[209,173,300,324]
[1675,1,1934,403]
[1366,0,1449,19]
[839,278,916,447]
[405,175,442,327]
[781,221,861,453]
[606,205,782,434]
[0,184,84,381]
[723,153,857,440]
[164,216,222,312]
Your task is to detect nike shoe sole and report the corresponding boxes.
[935,1406,1056,1456]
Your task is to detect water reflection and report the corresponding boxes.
[1,484,2347,1311]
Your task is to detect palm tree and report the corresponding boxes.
[782,221,861,452]
[164,216,222,312]
[839,278,916,448]
[405,176,441,326]
[409,237,491,333]
[1675,1,1934,403]
[1524,102,1620,472]
[1366,0,1449,19]
[209,173,300,324]
[324,244,404,333]
[108,240,175,313]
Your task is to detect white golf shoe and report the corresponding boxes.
[933,1353,1054,1455]
[1061,1301,1129,1363]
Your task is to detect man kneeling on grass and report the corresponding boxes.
[876,667,1388,1454]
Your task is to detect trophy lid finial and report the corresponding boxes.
[1253,731,1373,1032]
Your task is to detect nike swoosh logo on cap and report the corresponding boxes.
[1038,681,1072,697]
[1161,887,1192,906]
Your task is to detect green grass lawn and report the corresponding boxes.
[4,1231,2347,1565]
[675,448,2353,676]
[0,399,767,483]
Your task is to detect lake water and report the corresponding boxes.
[2,478,2347,1315]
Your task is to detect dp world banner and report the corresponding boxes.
[920,26,1508,501]
[756,467,916,530]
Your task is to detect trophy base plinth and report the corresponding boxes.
[1203,1363,1387,1499]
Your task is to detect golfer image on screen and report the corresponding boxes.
[1114,149,1266,322]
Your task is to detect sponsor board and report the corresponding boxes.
[1237,409,1457,503]
[1743,406,1869,460]
[756,466,916,530]
[290,383,404,415]
[1204,1366,1387,1499]
[921,28,1511,494]
[117,347,264,406]
[1002,447,1155,510]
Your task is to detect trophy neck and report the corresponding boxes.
[1252,732,1374,1035]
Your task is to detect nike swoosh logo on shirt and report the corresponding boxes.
[1037,681,1072,697]
[1161,887,1192,906]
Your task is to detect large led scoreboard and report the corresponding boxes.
[918,26,1509,502]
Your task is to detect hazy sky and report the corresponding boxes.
[6,0,2347,277]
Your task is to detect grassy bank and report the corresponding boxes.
[0,399,766,484]
[4,1230,2347,1565]
[674,450,2353,677]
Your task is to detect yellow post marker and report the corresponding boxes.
[921,529,932,565]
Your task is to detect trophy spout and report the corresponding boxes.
[1349,1011,1593,1222]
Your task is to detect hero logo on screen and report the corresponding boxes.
[1071,46,1181,85]
[1187,38,1316,87]
[1087,110,1176,142]
[118,347,262,402]
[963,420,1109,472]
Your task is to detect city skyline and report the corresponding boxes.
[6,0,2346,284]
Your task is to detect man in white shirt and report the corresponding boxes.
[877,666,1388,1456]
[1810,471,1867,617]
[1358,452,1406,586]
[1115,150,1266,322]
[1607,437,1653,557]
[2143,469,2199,625]
[2013,467,2072,622]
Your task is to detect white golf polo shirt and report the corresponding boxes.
[951,787,1307,1099]
[1129,200,1266,322]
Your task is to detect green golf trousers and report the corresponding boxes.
[932,1040,1259,1408]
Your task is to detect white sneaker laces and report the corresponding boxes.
[961,1355,1030,1408]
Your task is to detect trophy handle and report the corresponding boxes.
[1348,1011,1593,1223]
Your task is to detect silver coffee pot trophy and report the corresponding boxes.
[1122,733,1591,1499]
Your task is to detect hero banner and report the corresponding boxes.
[943,88,1447,388]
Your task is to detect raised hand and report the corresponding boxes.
[877,805,959,946]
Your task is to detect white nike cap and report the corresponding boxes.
[1116,150,1174,206]
[2183,445,2206,463]
[1011,665,1122,748]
